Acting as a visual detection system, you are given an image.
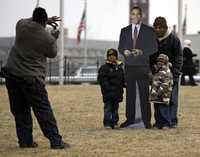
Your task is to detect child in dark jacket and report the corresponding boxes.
[98,48,125,129]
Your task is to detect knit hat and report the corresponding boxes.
[153,16,168,28]
[107,49,118,58]
[157,53,169,64]
[32,7,48,25]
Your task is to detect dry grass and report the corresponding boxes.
[0,85,200,157]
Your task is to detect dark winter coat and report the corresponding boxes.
[150,31,183,81]
[181,47,197,75]
[4,18,58,84]
[98,61,125,103]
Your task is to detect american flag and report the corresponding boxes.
[76,8,86,44]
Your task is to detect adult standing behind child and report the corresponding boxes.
[150,17,183,128]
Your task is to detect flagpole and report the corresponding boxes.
[184,4,187,35]
[84,0,88,66]
[36,0,39,7]
[178,0,183,44]
[59,0,64,85]
[177,0,183,118]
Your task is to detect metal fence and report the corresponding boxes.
[46,56,104,84]
[0,56,105,84]
[1,57,200,85]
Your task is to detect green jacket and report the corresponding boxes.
[5,18,57,83]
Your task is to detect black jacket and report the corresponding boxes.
[98,61,125,103]
[150,32,183,81]
[182,47,197,75]
[4,18,58,84]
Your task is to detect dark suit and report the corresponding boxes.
[118,24,157,127]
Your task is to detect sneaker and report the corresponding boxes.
[120,120,134,128]
[171,124,177,128]
[51,141,70,149]
[161,126,170,130]
[19,141,38,148]
[104,125,112,129]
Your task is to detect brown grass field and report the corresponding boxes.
[0,85,200,157]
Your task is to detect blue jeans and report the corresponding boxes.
[103,100,119,127]
[154,79,179,127]
[170,80,179,126]
[154,104,171,128]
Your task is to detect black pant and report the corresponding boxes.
[103,100,119,127]
[5,76,62,145]
[125,66,151,127]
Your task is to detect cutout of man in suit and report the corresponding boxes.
[118,6,157,128]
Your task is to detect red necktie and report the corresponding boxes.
[133,26,138,49]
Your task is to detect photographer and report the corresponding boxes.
[1,7,69,149]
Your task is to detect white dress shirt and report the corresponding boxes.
[132,23,141,40]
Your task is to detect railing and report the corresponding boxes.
[0,56,104,84]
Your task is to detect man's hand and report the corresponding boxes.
[51,29,60,39]
[47,16,61,29]
[124,50,131,57]
[132,49,143,56]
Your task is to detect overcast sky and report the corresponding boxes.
[0,0,199,41]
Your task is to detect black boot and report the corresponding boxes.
[51,141,70,149]
[19,141,38,148]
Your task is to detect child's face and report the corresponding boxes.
[157,61,165,67]
[108,55,117,62]
[154,25,167,38]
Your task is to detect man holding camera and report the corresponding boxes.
[1,7,69,149]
